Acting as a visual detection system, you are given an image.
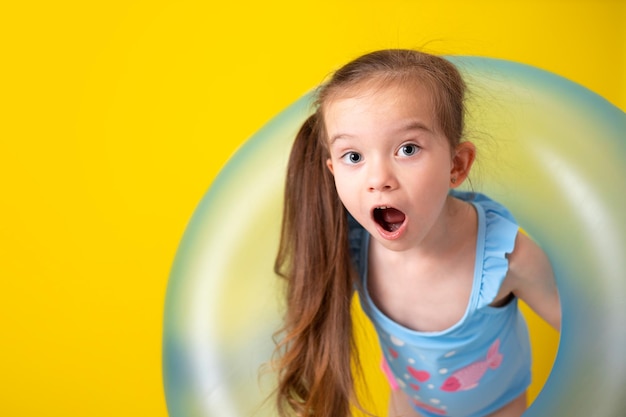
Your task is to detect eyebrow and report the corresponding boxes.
[328,120,431,144]
[328,133,354,145]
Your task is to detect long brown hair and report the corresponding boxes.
[273,49,467,417]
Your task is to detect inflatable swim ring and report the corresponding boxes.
[163,57,626,417]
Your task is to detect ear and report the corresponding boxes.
[326,158,335,175]
[449,141,476,188]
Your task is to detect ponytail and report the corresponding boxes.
[273,113,360,416]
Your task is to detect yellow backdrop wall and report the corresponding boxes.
[1,1,623,416]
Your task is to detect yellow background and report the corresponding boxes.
[1,1,624,416]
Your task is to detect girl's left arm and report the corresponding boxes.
[507,232,561,330]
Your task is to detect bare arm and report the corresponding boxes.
[505,232,561,330]
[388,389,422,417]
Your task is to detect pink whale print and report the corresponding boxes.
[440,339,503,392]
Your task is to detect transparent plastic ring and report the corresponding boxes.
[163,57,626,417]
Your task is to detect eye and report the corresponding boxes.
[341,151,363,164]
[398,144,420,157]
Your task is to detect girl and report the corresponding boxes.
[273,49,560,417]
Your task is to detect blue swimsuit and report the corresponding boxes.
[348,191,531,417]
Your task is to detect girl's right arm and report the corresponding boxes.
[505,232,561,330]
[388,389,423,417]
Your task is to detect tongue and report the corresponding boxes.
[377,208,405,232]
[382,208,405,224]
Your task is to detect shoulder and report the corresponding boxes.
[506,233,553,284]
[451,190,516,223]
[452,191,561,329]
[452,191,520,309]
[453,191,519,258]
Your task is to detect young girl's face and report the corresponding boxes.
[324,81,460,252]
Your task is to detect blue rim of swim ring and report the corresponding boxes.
[163,56,626,417]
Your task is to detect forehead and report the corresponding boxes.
[322,80,437,131]
[324,76,434,104]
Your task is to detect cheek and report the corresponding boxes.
[332,176,350,201]
[332,172,357,206]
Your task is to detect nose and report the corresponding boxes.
[367,159,399,192]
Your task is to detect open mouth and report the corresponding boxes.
[373,206,406,232]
